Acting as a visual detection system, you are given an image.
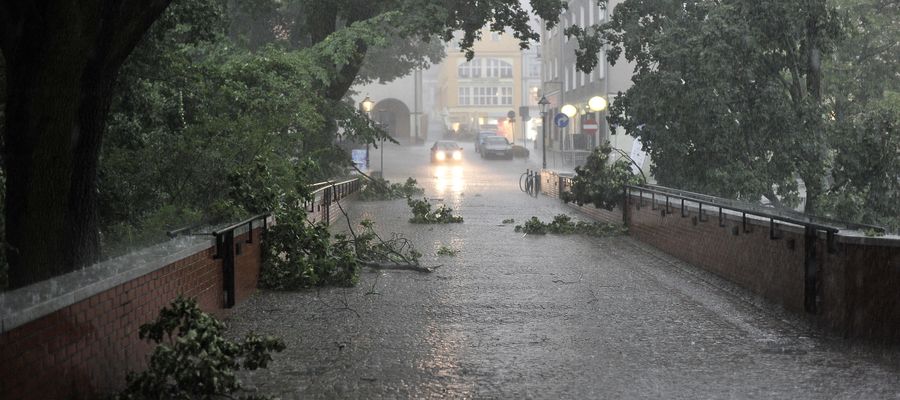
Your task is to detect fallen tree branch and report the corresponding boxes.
[360,261,437,273]
[333,196,432,273]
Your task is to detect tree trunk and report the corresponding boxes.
[801,0,826,215]
[1,0,171,288]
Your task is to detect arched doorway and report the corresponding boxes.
[374,98,411,142]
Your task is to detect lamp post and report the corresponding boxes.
[588,96,608,148]
[560,104,577,160]
[538,95,550,169]
[379,114,385,175]
[360,96,375,170]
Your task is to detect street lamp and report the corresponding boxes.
[560,104,578,118]
[377,109,387,176]
[588,96,608,112]
[360,96,375,171]
[588,96,608,148]
[538,95,550,169]
[361,96,375,114]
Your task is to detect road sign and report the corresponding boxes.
[583,118,598,134]
[554,113,569,128]
[518,106,530,120]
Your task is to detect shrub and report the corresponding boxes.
[260,206,360,289]
[117,297,284,400]
[514,214,626,237]
[358,177,424,201]
[407,197,463,224]
[561,143,641,211]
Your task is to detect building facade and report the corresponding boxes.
[437,29,537,144]
[540,0,647,174]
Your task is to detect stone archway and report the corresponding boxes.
[374,98,411,142]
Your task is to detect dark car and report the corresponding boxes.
[474,131,497,153]
[480,136,513,160]
[430,140,463,163]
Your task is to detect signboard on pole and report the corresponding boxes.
[582,118,598,135]
[629,138,647,175]
[554,113,569,128]
[351,149,368,171]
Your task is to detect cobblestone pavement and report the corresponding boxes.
[227,140,900,399]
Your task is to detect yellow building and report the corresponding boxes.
[437,30,529,142]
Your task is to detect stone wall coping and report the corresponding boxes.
[0,217,266,334]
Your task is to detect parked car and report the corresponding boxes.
[474,131,497,153]
[480,136,513,160]
[430,140,463,163]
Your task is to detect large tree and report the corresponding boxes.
[569,0,843,212]
[1,1,566,288]
[0,1,173,287]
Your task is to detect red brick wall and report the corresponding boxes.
[836,243,900,340]
[540,170,900,342]
[0,228,264,399]
[624,196,808,313]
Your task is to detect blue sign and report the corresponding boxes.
[351,149,368,171]
[554,113,570,128]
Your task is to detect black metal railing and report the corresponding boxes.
[306,178,362,224]
[162,178,362,309]
[550,174,888,314]
[167,213,270,308]
[624,184,855,314]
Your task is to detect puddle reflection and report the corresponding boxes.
[434,165,465,195]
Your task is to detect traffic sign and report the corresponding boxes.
[554,113,569,128]
[583,118,598,134]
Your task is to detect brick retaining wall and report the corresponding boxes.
[541,169,900,342]
[0,228,263,399]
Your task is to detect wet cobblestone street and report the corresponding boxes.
[227,142,900,399]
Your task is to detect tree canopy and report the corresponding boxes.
[0,0,568,288]
[569,0,898,230]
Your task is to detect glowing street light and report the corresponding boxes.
[561,104,578,118]
[359,96,375,170]
[360,96,375,114]
[588,96,608,112]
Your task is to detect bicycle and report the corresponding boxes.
[519,169,540,198]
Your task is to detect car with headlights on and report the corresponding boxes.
[479,136,513,159]
[430,140,463,163]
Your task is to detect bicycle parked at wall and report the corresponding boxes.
[519,169,540,198]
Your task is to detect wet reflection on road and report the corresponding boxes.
[433,165,464,196]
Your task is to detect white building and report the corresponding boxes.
[540,0,648,175]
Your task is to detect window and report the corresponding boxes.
[458,61,471,78]
[598,50,606,79]
[457,59,482,78]
[475,87,488,105]
[580,6,585,28]
[460,86,514,106]
[599,5,607,21]
[589,4,594,26]
[458,87,470,105]
[500,87,513,105]
[573,65,577,88]
[528,62,541,78]
[485,58,513,78]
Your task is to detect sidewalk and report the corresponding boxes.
[226,144,900,399]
